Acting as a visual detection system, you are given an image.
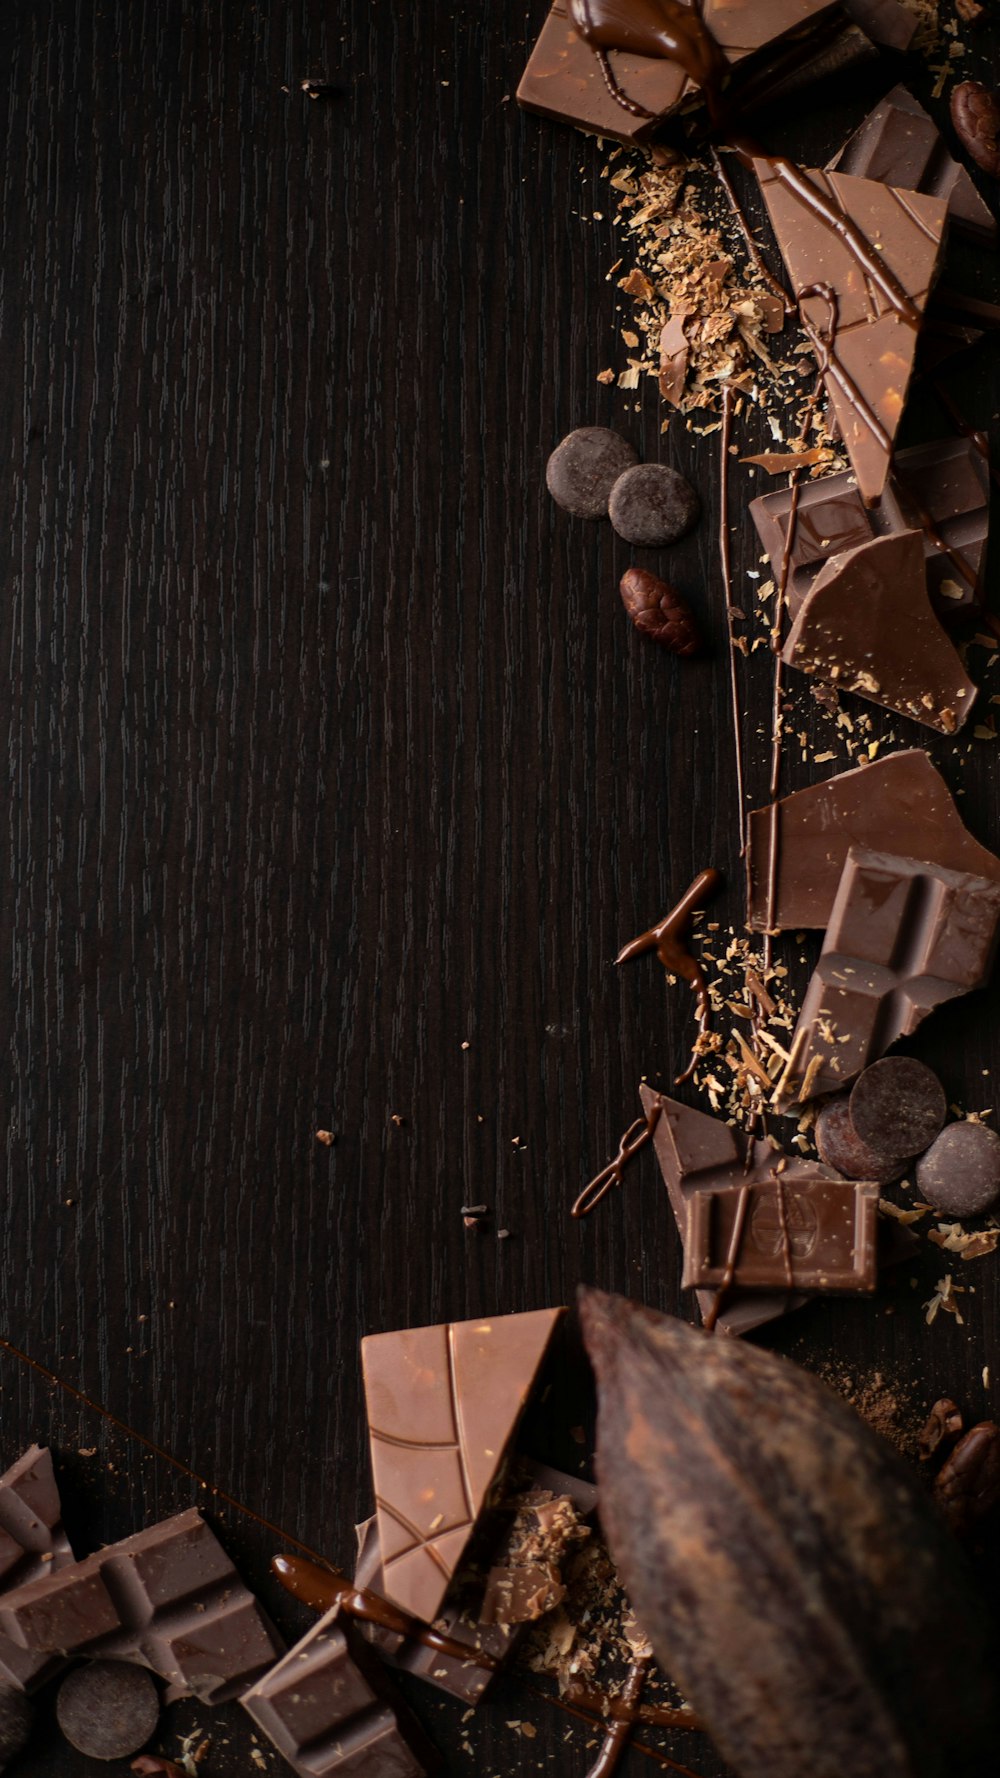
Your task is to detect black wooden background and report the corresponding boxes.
[2,3,1000,1773]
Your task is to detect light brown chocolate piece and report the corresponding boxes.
[782,530,977,734]
[682,1177,879,1292]
[829,84,998,247]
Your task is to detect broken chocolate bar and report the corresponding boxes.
[830,85,997,248]
[746,749,1000,932]
[681,1176,879,1292]
[0,1507,283,1704]
[781,530,977,734]
[753,162,948,504]
[242,1607,438,1777]
[775,847,1000,1105]
[361,1309,563,1624]
[0,1446,75,1693]
[749,436,991,624]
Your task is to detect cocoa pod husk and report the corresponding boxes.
[579,1288,1000,1778]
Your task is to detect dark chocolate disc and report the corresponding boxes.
[607,462,700,546]
[814,1096,908,1183]
[545,428,638,519]
[849,1057,946,1160]
[916,1121,1000,1217]
[56,1661,159,1761]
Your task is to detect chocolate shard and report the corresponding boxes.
[681,1177,879,1292]
[0,1446,75,1693]
[579,1289,1000,1778]
[775,848,1000,1106]
[750,435,991,626]
[746,748,1000,932]
[829,85,998,248]
[781,530,978,733]
[753,163,948,504]
[242,1607,439,1777]
[361,1310,563,1624]
[0,1507,283,1704]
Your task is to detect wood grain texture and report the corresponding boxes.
[1,2,999,1772]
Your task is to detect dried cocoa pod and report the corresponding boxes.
[951,81,1000,178]
[918,1396,963,1462]
[618,568,702,655]
[932,1422,1000,1535]
[579,1288,1000,1778]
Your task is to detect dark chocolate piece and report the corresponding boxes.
[361,1310,563,1624]
[546,428,638,519]
[849,1057,946,1160]
[782,532,977,734]
[777,848,1000,1105]
[749,436,991,626]
[915,1121,1000,1217]
[753,163,948,505]
[242,1607,438,1778]
[840,0,916,50]
[0,1682,33,1767]
[0,1508,283,1705]
[830,85,997,247]
[681,1176,879,1292]
[56,1661,160,1761]
[815,1096,907,1183]
[746,749,1000,933]
[607,463,700,546]
[0,1445,75,1694]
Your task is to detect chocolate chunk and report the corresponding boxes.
[545,428,638,519]
[56,1662,159,1761]
[361,1310,563,1624]
[830,85,997,247]
[750,436,991,626]
[0,1682,33,1767]
[242,1608,438,1778]
[918,1399,964,1463]
[746,749,1000,933]
[932,1423,1000,1536]
[915,1122,1000,1217]
[815,1097,908,1183]
[782,532,977,734]
[849,1057,946,1160]
[681,1176,879,1293]
[0,1445,75,1694]
[0,1508,283,1704]
[607,463,700,547]
[776,848,1000,1105]
[753,163,948,505]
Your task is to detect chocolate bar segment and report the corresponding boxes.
[830,85,997,247]
[781,530,977,734]
[775,848,1000,1105]
[0,1508,283,1704]
[750,436,991,624]
[242,1607,438,1777]
[682,1178,879,1292]
[753,163,948,504]
[361,1310,562,1625]
[0,1446,75,1693]
[840,0,916,50]
[746,749,1000,932]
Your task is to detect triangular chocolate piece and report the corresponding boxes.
[782,530,977,733]
[362,1308,563,1622]
[0,1445,75,1692]
[754,162,948,503]
[830,85,998,248]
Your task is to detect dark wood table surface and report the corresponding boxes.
[3,3,1000,1773]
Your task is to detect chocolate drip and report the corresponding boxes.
[710,147,792,314]
[569,0,727,99]
[572,1101,663,1218]
[584,1655,651,1778]
[272,1555,504,1670]
[615,867,723,1085]
[702,1180,751,1331]
[718,384,747,866]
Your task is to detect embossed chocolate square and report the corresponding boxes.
[681,1177,879,1292]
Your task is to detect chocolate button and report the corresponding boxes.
[545,428,638,518]
[849,1057,946,1160]
[56,1661,160,1761]
[608,462,701,546]
[916,1122,1000,1217]
[814,1096,908,1183]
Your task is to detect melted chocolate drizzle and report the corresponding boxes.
[585,1654,652,1778]
[572,1101,663,1218]
[615,866,723,1085]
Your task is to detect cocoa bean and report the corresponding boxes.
[933,1421,1000,1535]
[951,82,1000,179]
[618,568,702,655]
[918,1397,963,1462]
[579,1288,1000,1778]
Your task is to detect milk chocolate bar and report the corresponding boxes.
[0,1446,75,1692]
[361,1309,562,1624]
[746,749,1000,933]
[0,1507,283,1703]
[750,436,991,625]
[830,85,997,247]
[775,848,1000,1105]
[242,1607,438,1777]
[681,1177,879,1292]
